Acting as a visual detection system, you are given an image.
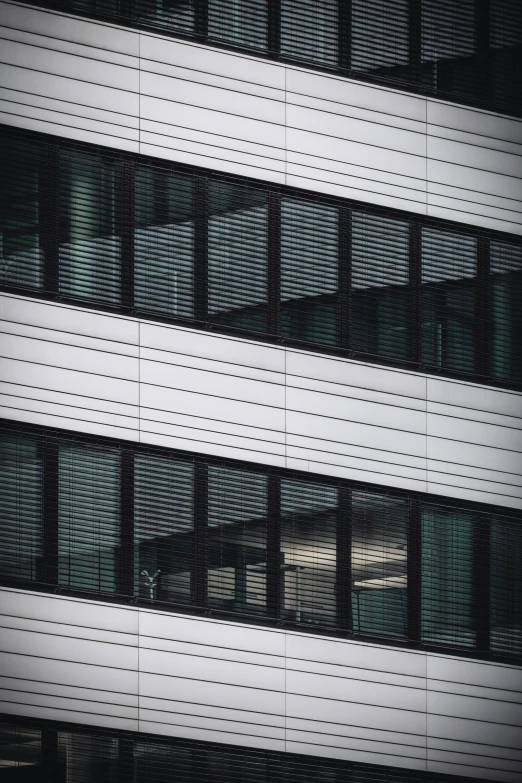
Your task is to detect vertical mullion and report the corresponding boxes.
[194,175,208,323]
[477,235,490,379]
[409,221,422,365]
[117,737,134,783]
[42,729,62,783]
[338,0,351,73]
[268,190,281,336]
[337,485,352,633]
[338,205,351,350]
[120,449,135,597]
[120,158,135,312]
[194,460,208,607]
[267,473,281,619]
[408,0,422,87]
[42,143,59,296]
[43,437,59,587]
[195,0,208,39]
[475,0,491,107]
[475,512,491,654]
[407,496,422,645]
[268,0,281,56]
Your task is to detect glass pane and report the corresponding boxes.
[490,0,522,114]
[208,0,268,50]
[0,136,43,290]
[58,444,120,593]
[421,505,476,648]
[421,0,476,100]
[489,240,522,384]
[491,516,522,656]
[208,181,268,332]
[281,0,338,67]
[352,491,408,640]
[59,148,121,305]
[280,479,338,627]
[421,226,477,373]
[0,433,43,583]
[0,724,41,772]
[351,211,410,361]
[281,198,338,346]
[351,0,409,83]
[134,164,194,318]
[133,0,195,34]
[207,466,267,615]
[134,454,194,605]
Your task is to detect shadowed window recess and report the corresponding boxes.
[2,127,521,390]
[1,421,521,663]
[17,0,522,116]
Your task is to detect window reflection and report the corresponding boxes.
[134,164,194,318]
[351,212,410,361]
[134,454,194,605]
[351,0,409,84]
[208,0,267,50]
[0,137,43,290]
[421,227,477,373]
[58,444,120,594]
[281,198,338,346]
[59,149,121,306]
[208,181,268,331]
[352,492,408,640]
[280,479,338,626]
[281,0,338,67]
[207,466,268,615]
[421,0,476,101]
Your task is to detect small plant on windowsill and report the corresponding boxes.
[141,569,161,601]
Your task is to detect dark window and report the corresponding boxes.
[58,443,120,593]
[351,0,409,84]
[0,136,43,290]
[280,0,338,67]
[491,515,522,656]
[134,163,195,318]
[208,0,267,50]
[489,240,522,384]
[133,0,195,33]
[59,149,121,306]
[134,454,194,605]
[421,227,477,374]
[207,465,268,615]
[280,198,338,346]
[208,180,268,332]
[352,212,410,361]
[0,434,43,583]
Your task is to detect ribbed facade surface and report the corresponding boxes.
[0,2,521,782]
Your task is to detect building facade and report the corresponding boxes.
[0,1,521,781]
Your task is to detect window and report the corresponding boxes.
[134,163,195,318]
[208,0,267,50]
[134,454,194,605]
[133,0,195,33]
[421,0,477,100]
[489,240,522,384]
[352,212,410,361]
[490,516,522,655]
[208,180,268,331]
[59,148,121,305]
[280,198,338,346]
[58,443,120,593]
[351,0,409,83]
[280,0,338,67]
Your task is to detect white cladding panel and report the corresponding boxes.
[0,588,521,780]
[1,1,522,234]
[1,292,522,508]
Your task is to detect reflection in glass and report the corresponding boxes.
[489,240,522,384]
[134,165,194,318]
[421,227,477,373]
[281,0,338,67]
[491,516,522,656]
[421,505,476,648]
[0,724,42,774]
[0,137,43,290]
[351,211,410,361]
[208,0,267,50]
[207,466,267,615]
[208,181,268,331]
[133,0,195,33]
[280,479,338,626]
[0,434,43,583]
[134,454,193,605]
[421,0,476,100]
[351,0,409,83]
[58,444,120,593]
[281,198,338,345]
[59,149,121,305]
[352,492,408,639]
